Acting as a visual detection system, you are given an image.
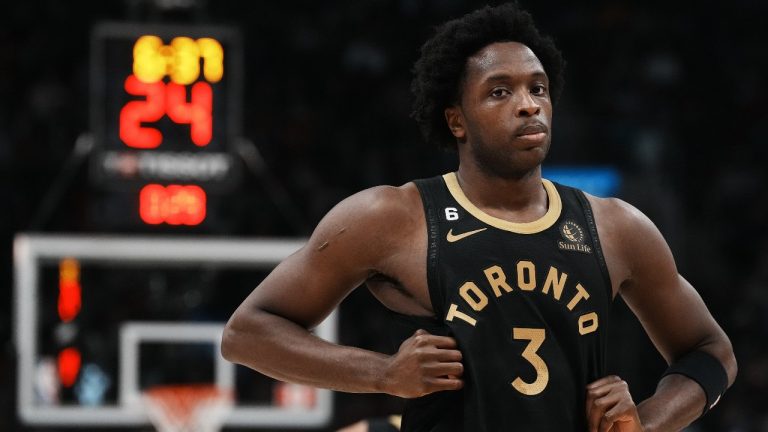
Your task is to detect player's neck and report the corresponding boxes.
[455,164,548,223]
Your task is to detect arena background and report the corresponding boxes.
[1,0,767,430]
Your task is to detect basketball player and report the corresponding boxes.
[222,4,736,431]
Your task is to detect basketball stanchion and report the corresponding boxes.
[143,384,233,432]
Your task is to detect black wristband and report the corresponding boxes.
[661,350,728,416]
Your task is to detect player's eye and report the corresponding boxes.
[490,88,510,98]
[531,84,547,96]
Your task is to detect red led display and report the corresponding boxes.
[120,75,212,149]
[139,184,207,226]
[58,279,81,323]
[58,259,82,323]
[89,25,242,228]
[91,25,243,199]
[58,348,81,388]
[166,81,213,146]
[57,260,83,388]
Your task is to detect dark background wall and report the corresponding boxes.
[1,0,767,430]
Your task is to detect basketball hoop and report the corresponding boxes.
[143,384,233,432]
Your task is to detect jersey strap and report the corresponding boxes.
[414,176,448,319]
[572,188,613,298]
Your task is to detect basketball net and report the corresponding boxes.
[143,384,233,432]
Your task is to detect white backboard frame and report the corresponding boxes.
[14,233,336,428]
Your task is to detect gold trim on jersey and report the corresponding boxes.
[442,172,562,234]
[388,415,402,429]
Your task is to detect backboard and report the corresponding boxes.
[14,234,336,428]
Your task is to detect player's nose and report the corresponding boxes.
[514,90,541,117]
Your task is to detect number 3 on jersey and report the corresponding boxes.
[512,327,549,396]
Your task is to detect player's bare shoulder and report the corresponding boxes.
[355,182,425,234]
[585,193,663,247]
[583,193,647,234]
[303,182,425,266]
[583,193,655,294]
[584,192,676,294]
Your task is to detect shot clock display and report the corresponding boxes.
[89,23,242,227]
[121,36,221,149]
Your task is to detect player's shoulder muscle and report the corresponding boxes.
[304,182,423,261]
[585,193,677,283]
[586,194,663,245]
[585,194,648,234]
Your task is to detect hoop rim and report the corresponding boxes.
[143,384,234,432]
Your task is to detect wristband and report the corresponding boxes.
[661,350,728,416]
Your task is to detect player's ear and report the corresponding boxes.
[444,105,466,140]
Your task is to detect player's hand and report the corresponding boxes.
[586,375,644,432]
[382,329,463,398]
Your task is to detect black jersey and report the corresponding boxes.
[391,173,612,432]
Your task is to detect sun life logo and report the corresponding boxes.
[561,220,585,243]
[558,220,591,254]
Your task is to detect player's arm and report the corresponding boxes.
[221,186,463,398]
[587,198,737,432]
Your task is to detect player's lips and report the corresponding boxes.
[514,123,548,143]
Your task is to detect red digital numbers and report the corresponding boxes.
[58,259,82,323]
[139,184,207,226]
[58,348,82,388]
[166,81,213,146]
[120,75,212,149]
[58,259,82,388]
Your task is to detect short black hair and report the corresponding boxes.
[411,3,565,149]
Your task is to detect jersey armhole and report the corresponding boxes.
[414,177,446,319]
[574,189,614,301]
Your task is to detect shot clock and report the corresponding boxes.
[89,23,243,227]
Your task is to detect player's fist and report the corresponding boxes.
[586,375,644,432]
[381,329,463,398]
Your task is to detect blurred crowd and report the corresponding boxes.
[1,0,767,430]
